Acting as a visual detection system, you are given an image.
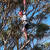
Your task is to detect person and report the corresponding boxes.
[19,11,29,40]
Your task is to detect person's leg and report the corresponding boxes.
[22,27,27,40]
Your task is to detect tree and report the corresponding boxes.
[0,0,50,50]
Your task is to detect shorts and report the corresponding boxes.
[25,24,29,31]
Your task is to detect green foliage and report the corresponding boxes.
[36,23,49,38]
[31,0,34,2]
[2,31,7,37]
[47,8,50,14]
[37,23,49,33]
[0,31,7,41]
[0,7,2,10]
[34,45,42,50]
[36,32,44,38]
[20,5,24,11]
[17,0,23,4]
[11,20,20,31]
[0,35,2,40]
[45,42,50,46]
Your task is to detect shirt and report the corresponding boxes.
[21,15,28,26]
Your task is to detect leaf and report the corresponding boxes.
[37,23,49,33]
[34,45,42,50]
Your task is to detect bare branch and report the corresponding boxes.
[6,39,15,49]
[20,40,30,50]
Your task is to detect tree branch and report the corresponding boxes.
[20,40,30,50]
[6,39,15,49]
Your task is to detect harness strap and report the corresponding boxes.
[22,20,27,22]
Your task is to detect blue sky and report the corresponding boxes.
[42,13,50,25]
[45,14,50,25]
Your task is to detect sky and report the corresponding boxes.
[0,1,50,50]
[42,13,50,25]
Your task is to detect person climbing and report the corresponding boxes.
[19,11,29,40]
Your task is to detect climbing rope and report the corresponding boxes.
[23,0,26,11]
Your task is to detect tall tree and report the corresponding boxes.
[0,0,50,50]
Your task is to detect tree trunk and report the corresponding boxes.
[4,41,7,50]
[16,39,19,50]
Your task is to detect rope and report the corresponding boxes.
[23,0,26,11]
